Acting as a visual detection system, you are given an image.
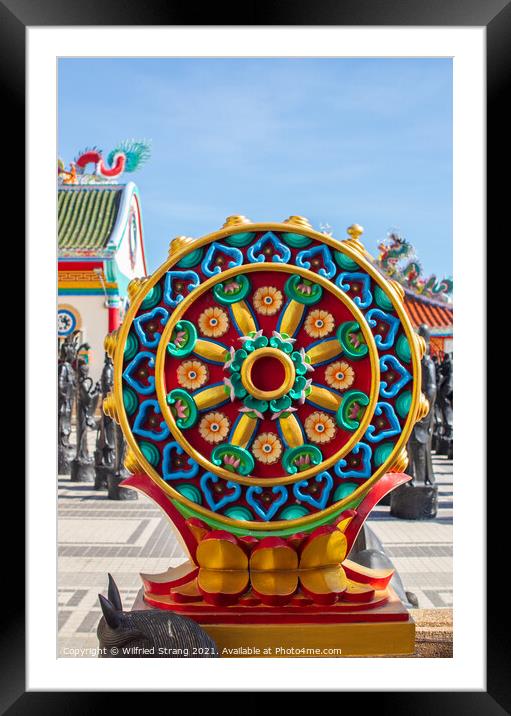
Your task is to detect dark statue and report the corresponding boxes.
[58,331,91,474]
[97,574,218,658]
[94,354,116,490]
[391,324,439,520]
[58,337,77,474]
[107,422,138,500]
[406,324,437,486]
[431,355,443,452]
[436,353,453,459]
[71,361,100,482]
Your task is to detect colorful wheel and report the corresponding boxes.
[108,217,423,535]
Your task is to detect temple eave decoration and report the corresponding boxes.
[375,232,452,355]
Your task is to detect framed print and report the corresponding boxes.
[3,0,503,707]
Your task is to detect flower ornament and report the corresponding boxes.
[253,286,283,316]
[325,360,355,391]
[252,432,283,464]
[177,360,208,390]
[198,306,229,337]
[199,412,230,443]
[304,309,335,338]
[305,412,336,444]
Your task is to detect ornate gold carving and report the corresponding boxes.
[415,333,427,359]
[416,393,430,421]
[127,277,148,303]
[343,224,366,256]
[282,215,312,229]
[168,236,195,258]
[388,447,409,473]
[104,329,119,360]
[240,347,296,401]
[346,223,364,241]
[221,215,252,228]
[102,392,119,424]
[124,447,143,475]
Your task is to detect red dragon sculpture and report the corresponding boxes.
[58,139,151,183]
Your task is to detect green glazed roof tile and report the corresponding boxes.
[58,186,123,251]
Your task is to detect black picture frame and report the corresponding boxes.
[5,0,502,708]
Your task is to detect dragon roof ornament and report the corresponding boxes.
[375,231,452,302]
[58,139,151,186]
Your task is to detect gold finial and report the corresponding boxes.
[347,224,364,241]
[417,393,430,421]
[124,447,143,475]
[388,447,409,473]
[127,277,147,303]
[222,215,252,228]
[104,329,119,360]
[168,236,194,258]
[389,279,405,302]
[415,333,427,359]
[102,392,119,424]
[283,215,312,229]
[343,223,366,256]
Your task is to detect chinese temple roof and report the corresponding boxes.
[404,290,453,335]
[58,185,123,253]
[58,182,142,259]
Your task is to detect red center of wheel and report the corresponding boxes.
[250,355,286,393]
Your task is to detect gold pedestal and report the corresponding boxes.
[138,587,415,657]
[204,618,415,657]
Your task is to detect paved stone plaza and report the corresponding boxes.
[58,453,452,657]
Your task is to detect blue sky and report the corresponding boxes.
[58,58,452,276]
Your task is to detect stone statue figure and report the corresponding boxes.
[107,422,138,500]
[58,337,77,474]
[437,353,453,459]
[71,361,100,482]
[431,354,443,452]
[94,354,116,489]
[406,324,437,486]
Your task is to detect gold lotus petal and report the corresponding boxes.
[196,538,248,571]
[299,529,348,569]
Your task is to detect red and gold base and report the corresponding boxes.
[138,586,414,656]
[124,471,416,656]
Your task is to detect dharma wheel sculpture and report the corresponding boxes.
[104,216,426,655]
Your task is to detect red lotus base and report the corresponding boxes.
[132,584,414,657]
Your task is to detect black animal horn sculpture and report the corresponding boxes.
[97,574,219,657]
[98,593,121,630]
[107,572,123,611]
